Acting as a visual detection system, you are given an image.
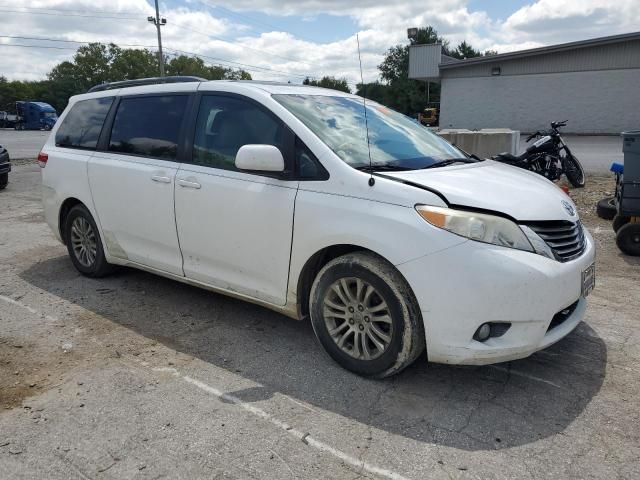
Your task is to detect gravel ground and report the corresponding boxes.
[0,164,638,479]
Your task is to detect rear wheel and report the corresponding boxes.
[309,252,425,378]
[616,223,640,256]
[565,154,585,188]
[64,205,114,277]
[596,196,617,220]
[0,173,7,190]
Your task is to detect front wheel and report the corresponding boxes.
[309,252,425,378]
[564,154,585,188]
[0,172,7,190]
[64,205,114,277]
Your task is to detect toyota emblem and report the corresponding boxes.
[562,200,576,217]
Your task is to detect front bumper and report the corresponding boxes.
[397,228,596,365]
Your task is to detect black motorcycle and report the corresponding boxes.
[493,121,585,188]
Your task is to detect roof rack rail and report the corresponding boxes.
[87,76,206,93]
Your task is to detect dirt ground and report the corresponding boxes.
[1,164,639,479]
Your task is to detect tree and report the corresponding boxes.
[409,26,449,51]
[111,49,158,80]
[371,26,448,115]
[0,43,253,114]
[165,55,252,80]
[449,41,482,60]
[303,76,350,93]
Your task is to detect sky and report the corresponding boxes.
[0,0,637,87]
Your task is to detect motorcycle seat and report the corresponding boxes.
[493,152,524,163]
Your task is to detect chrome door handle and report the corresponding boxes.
[177,178,201,189]
[151,175,171,183]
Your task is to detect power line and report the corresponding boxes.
[195,0,319,44]
[196,1,280,34]
[0,36,313,80]
[0,8,142,20]
[169,22,311,67]
[163,46,311,79]
[0,4,148,16]
[0,35,155,49]
[0,43,77,51]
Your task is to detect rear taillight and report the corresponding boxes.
[37,152,48,168]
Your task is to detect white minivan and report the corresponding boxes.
[41,78,595,377]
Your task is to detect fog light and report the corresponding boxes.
[473,322,511,342]
[475,323,491,342]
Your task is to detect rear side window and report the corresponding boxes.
[109,95,188,160]
[55,97,113,149]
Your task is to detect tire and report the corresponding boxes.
[64,204,114,277]
[612,215,630,233]
[309,252,425,378]
[596,197,617,220]
[565,154,585,188]
[616,223,640,256]
[0,173,7,190]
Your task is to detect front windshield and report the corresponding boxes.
[274,94,465,170]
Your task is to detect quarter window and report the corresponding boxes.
[192,96,286,171]
[55,97,114,149]
[109,95,188,160]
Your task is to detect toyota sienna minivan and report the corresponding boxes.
[40,78,595,378]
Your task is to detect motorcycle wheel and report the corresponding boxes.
[565,154,585,188]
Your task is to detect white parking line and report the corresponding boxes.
[0,294,411,479]
[0,294,61,324]
[153,367,412,480]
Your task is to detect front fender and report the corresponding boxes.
[287,189,467,305]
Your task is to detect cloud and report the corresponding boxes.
[1,0,637,85]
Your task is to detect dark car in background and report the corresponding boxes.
[0,144,10,189]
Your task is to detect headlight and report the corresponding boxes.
[415,205,534,252]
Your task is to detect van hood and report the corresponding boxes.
[384,160,578,222]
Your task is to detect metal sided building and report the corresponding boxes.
[409,32,640,134]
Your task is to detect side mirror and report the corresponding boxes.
[235,144,285,172]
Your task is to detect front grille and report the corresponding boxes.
[524,220,586,262]
[547,300,579,332]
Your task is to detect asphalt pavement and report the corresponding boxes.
[0,164,639,479]
[0,129,50,161]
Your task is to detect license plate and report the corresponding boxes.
[581,263,596,297]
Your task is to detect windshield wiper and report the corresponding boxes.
[420,158,478,169]
[355,165,414,172]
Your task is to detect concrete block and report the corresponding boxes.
[438,129,520,158]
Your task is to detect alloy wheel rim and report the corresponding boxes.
[322,277,393,360]
[70,217,97,267]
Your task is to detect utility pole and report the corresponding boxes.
[147,0,166,77]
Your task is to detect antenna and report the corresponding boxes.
[356,34,375,187]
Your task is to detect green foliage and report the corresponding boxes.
[409,26,447,47]
[0,43,251,114]
[361,26,489,117]
[165,55,251,80]
[365,26,448,116]
[448,40,482,60]
[303,76,351,93]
